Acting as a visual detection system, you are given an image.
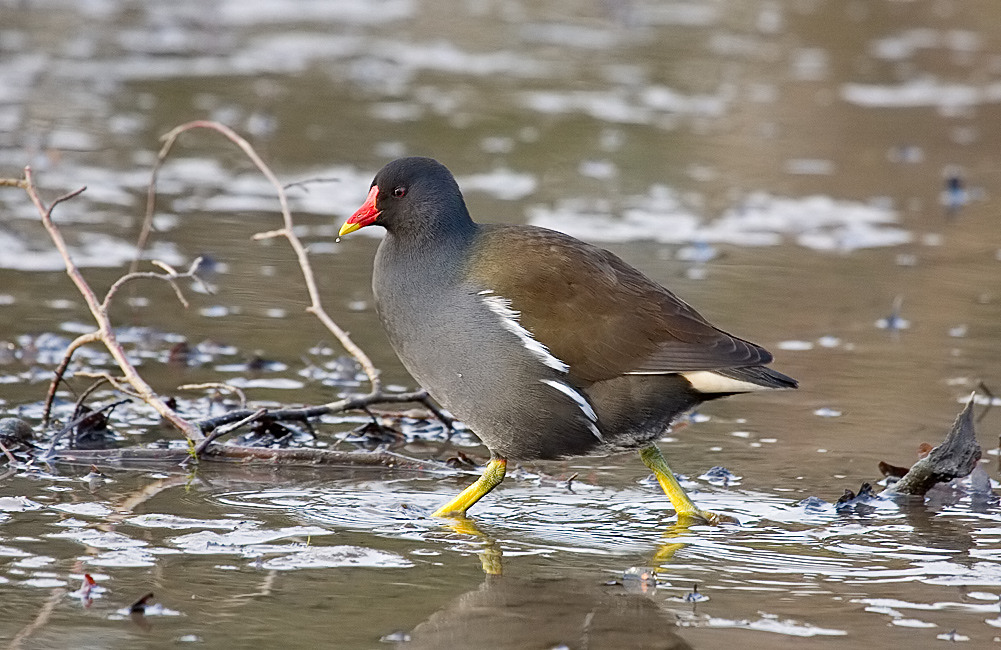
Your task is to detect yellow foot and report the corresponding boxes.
[639,445,739,526]
[431,458,507,518]
[677,510,740,526]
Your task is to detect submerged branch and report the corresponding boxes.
[194,389,445,434]
[193,408,268,457]
[46,444,463,474]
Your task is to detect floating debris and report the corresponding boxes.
[70,573,98,607]
[942,165,967,217]
[876,295,910,331]
[683,583,709,603]
[883,395,981,497]
[129,592,155,614]
[777,340,813,351]
[796,496,834,514]
[699,466,740,487]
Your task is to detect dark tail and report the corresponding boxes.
[716,365,798,390]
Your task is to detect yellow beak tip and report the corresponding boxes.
[338,222,362,237]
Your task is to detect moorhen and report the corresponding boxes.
[339,157,796,523]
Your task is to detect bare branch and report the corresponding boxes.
[48,444,466,474]
[193,407,268,457]
[139,121,382,393]
[21,167,202,441]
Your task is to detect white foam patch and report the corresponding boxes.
[521,86,728,124]
[260,545,413,570]
[47,529,147,550]
[51,502,114,517]
[841,79,1001,109]
[458,169,537,200]
[125,514,254,530]
[871,29,981,61]
[0,497,43,512]
[529,189,908,252]
[170,526,332,555]
[0,231,182,272]
[705,615,846,637]
[379,40,549,78]
[217,0,415,25]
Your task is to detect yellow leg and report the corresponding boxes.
[639,444,736,525]
[432,458,507,518]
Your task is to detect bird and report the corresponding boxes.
[338,157,796,524]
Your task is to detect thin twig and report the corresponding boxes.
[283,176,341,191]
[74,377,111,412]
[101,256,204,311]
[178,382,248,410]
[74,372,142,399]
[0,438,18,465]
[194,408,268,457]
[41,330,101,428]
[977,381,995,423]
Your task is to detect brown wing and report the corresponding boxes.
[466,225,772,383]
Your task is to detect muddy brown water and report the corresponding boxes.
[2,1,1001,648]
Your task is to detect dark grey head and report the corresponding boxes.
[339,157,474,240]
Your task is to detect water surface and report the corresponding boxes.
[2,0,1001,647]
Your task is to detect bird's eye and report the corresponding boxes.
[392,186,406,198]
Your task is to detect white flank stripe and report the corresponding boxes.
[540,379,604,443]
[481,295,570,372]
[681,371,770,394]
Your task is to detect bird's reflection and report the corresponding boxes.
[400,568,693,650]
[438,513,715,576]
[399,514,727,647]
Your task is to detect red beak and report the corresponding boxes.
[339,185,380,236]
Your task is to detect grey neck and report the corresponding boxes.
[378,218,479,289]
